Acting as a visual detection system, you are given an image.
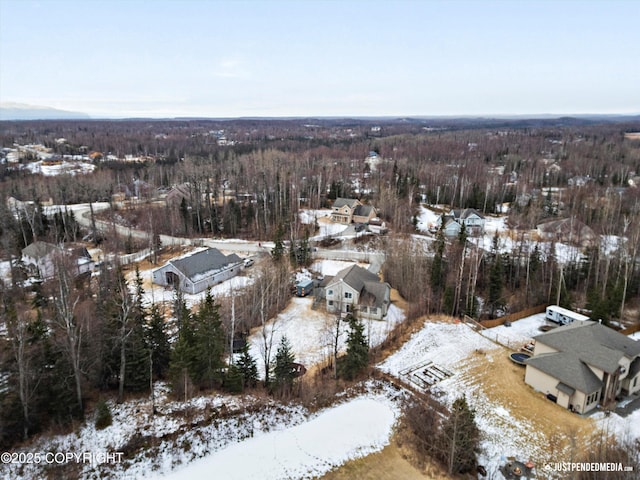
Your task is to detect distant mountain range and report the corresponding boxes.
[0,102,91,120]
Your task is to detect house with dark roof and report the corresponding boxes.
[324,264,390,320]
[330,198,377,225]
[152,248,242,294]
[524,321,640,413]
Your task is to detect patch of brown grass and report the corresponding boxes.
[317,435,449,480]
[464,348,595,462]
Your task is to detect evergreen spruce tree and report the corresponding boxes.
[236,342,258,389]
[124,267,150,392]
[272,335,296,396]
[147,303,171,379]
[192,292,226,389]
[95,399,112,430]
[223,364,244,393]
[439,395,480,475]
[340,315,369,380]
[271,224,285,260]
[169,308,197,400]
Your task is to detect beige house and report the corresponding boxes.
[524,322,640,413]
[330,198,377,225]
[536,217,597,248]
[324,265,390,320]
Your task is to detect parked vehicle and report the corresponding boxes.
[545,305,590,325]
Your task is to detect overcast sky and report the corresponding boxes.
[1,0,638,118]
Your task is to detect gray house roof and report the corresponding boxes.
[333,198,360,209]
[353,204,375,217]
[533,321,640,374]
[22,241,60,260]
[526,352,603,395]
[327,265,390,309]
[170,248,241,282]
[451,208,484,220]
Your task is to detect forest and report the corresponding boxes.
[1,116,640,456]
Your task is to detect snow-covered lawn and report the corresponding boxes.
[24,160,96,176]
[309,259,368,276]
[379,320,542,476]
[415,205,440,233]
[248,296,405,378]
[481,313,547,348]
[157,395,398,480]
[380,317,640,477]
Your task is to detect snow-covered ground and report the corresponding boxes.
[128,263,254,310]
[0,259,12,286]
[247,295,405,378]
[157,395,398,480]
[416,205,618,266]
[379,320,541,476]
[381,316,640,476]
[5,381,401,480]
[24,160,96,176]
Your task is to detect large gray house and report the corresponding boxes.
[324,264,391,320]
[524,321,640,413]
[152,248,242,294]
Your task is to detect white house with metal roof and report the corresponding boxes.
[152,248,242,294]
[524,321,640,413]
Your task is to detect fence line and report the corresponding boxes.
[480,304,547,328]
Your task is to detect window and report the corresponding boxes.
[328,300,334,306]
[634,377,638,387]
[345,292,352,299]
[370,307,377,315]
[361,306,368,313]
[328,289,333,296]
[345,305,351,312]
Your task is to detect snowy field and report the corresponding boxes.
[247,295,405,378]
[381,317,640,477]
[5,381,401,480]
[481,313,548,348]
[24,160,96,176]
[379,320,542,477]
[157,395,398,480]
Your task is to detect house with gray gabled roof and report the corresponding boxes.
[450,208,485,236]
[524,321,640,413]
[152,248,242,294]
[22,241,94,279]
[330,198,377,225]
[324,264,390,320]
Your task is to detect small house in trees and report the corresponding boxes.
[449,208,485,236]
[536,217,596,248]
[330,198,377,225]
[21,241,94,279]
[152,248,242,294]
[324,265,390,320]
[524,321,640,413]
[21,241,60,278]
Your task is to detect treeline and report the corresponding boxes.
[0,253,371,450]
[384,218,640,324]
